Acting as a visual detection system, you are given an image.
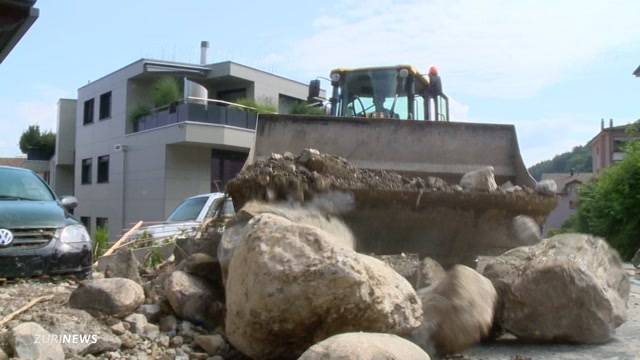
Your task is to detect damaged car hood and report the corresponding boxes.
[0,201,69,228]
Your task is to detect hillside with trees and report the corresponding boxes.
[528,145,592,180]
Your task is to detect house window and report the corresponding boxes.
[99,91,112,120]
[81,158,92,184]
[97,155,110,183]
[83,98,94,125]
[96,217,109,232]
[80,217,91,233]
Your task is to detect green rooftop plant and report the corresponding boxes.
[129,104,151,125]
[289,101,326,116]
[234,97,277,114]
[151,77,181,108]
[18,125,56,159]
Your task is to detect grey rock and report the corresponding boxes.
[137,303,162,322]
[412,265,497,355]
[142,324,159,340]
[299,332,430,360]
[194,334,227,356]
[69,278,145,317]
[164,271,223,327]
[535,179,558,195]
[298,148,320,163]
[460,166,498,192]
[110,322,126,335]
[482,233,630,343]
[96,248,142,283]
[225,212,422,359]
[10,322,65,360]
[159,315,178,334]
[177,253,223,288]
[171,335,184,347]
[124,313,148,335]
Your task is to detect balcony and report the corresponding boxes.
[132,97,258,133]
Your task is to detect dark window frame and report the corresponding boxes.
[96,217,109,232]
[80,217,91,233]
[97,155,110,184]
[83,98,94,125]
[99,91,112,120]
[81,158,92,185]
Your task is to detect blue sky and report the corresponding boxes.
[1,0,639,166]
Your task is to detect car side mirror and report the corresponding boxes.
[60,196,78,210]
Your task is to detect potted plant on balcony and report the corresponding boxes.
[152,77,181,126]
[129,105,151,132]
[19,125,56,160]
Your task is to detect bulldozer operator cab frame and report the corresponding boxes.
[328,65,449,121]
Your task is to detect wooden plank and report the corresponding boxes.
[98,220,144,260]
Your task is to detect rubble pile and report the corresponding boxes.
[0,150,633,360]
[227,149,454,210]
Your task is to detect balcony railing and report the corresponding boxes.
[132,97,258,133]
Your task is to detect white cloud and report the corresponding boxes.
[288,0,640,98]
[0,84,70,156]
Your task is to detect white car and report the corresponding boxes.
[134,193,234,241]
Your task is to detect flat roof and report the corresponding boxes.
[0,0,39,64]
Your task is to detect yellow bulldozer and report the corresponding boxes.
[240,65,555,266]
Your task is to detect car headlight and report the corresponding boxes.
[58,225,91,244]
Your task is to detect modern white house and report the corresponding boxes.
[50,45,318,239]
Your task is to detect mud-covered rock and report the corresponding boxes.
[298,332,431,360]
[69,278,145,318]
[375,253,421,288]
[482,233,630,343]
[460,166,498,192]
[412,265,497,355]
[225,212,422,359]
[177,253,223,288]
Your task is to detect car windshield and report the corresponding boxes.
[338,68,410,119]
[0,168,54,201]
[166,196,209,222]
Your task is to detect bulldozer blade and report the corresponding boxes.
[251,114,536,187]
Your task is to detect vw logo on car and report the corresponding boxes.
[0,229,13,247]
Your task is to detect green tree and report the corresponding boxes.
[569,140,640,259]
[528,145,592,180]
[151,77,181,108]
[18,125,56,159]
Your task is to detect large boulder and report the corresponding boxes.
[411,265,497,355]
[69,278,145,317]
[535,179,558,195]
[482,233,630,343]
[164,270,224,328]
[9,322,65,360]
[298,332,430,360]
[225,213,422,359]
[459,166,498,192]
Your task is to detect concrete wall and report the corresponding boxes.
[74,60,145,238]
[54,99,77,165]
[164,144,212,216]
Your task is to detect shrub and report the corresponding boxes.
[93,226,109,258]
[18,125,56,159]
[570,140,640,259]
[234,97,277,114]
[151,77,181,108]
[289,101,325,116]
[129,104,151,125]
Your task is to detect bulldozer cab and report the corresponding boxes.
[329,65,449,121]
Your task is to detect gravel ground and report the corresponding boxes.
[462,265,640,360]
